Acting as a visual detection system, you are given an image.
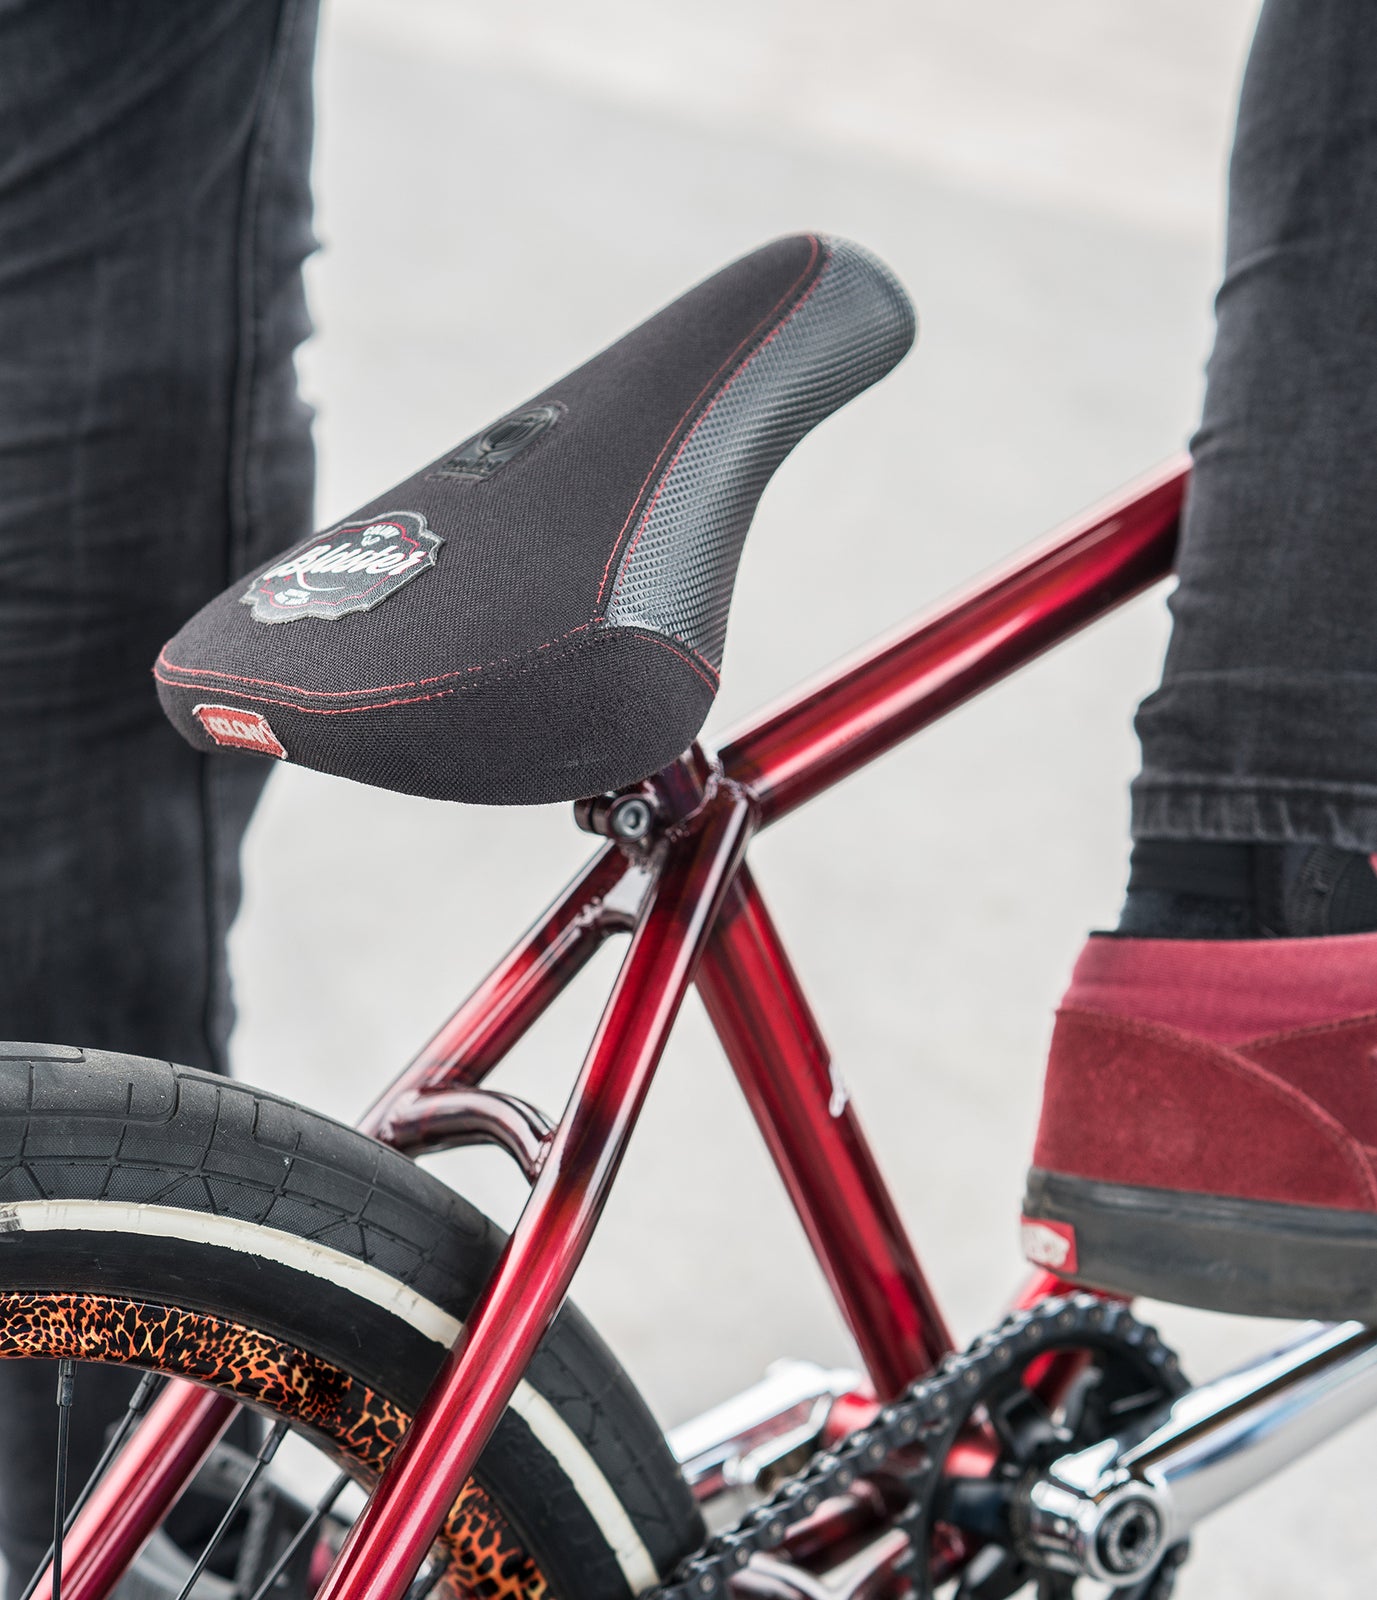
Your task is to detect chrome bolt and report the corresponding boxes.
[1096,1496,1163,1578]
[609,796,655,840]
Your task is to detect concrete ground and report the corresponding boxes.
[229,3,1373,1593]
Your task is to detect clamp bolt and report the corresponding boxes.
[609,796,655,841]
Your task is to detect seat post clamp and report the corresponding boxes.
[573,789,662,845]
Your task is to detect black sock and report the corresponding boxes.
[1116,840,1377,939]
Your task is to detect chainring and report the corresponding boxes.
[651,1295,1189,1600]
[922,1298,1190,1600]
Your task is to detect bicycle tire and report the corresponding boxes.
[0,1043,703,1600]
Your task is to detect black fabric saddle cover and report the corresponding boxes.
[157,234,915,804]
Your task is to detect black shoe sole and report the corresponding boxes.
[1023,1168,1377,1321]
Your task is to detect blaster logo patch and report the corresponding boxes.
[241,511,442,624]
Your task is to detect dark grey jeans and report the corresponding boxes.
[1133,0,1377,849]
[0,0,318,1588]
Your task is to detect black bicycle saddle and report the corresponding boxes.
[156,234,914,804]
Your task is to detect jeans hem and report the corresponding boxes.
[1131,780,1377,851]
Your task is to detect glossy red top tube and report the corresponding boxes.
[721,458,1184,825]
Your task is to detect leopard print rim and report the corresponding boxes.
[0,1291,550,1600]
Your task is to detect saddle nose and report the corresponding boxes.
[155,233,916,805]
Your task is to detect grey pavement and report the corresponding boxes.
[229,4,1372,1593]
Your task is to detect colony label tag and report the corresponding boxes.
[192,705,288,759]
[241,510,442,624]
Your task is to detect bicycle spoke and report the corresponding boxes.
[20,1370,168,1600]
[170,1420,289,1600]
[50,1360,76,1600]
[241,1470,352,1600]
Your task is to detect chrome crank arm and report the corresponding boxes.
[1020,1320,1377,1585]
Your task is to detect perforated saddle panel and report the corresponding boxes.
[156,234,915,804]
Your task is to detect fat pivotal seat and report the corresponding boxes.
[155,235,915,804]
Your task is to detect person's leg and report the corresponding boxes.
[0,1,317,1586]
[1134,0,1377,854]
[1119,0,1377,941]
[1023,0,1377,1316]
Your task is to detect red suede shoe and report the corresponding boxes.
[1021,931,1377,1318]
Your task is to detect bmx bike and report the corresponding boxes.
[3,233,1373,1600]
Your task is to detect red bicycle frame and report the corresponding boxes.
[41,458,1185,1600]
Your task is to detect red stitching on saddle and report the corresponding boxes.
[155,671,456,715]
[593,235,823,607]
[157,624,595,698]
[155,627,718,717]
[157,618,718,702]
[635,633,719,690]
[158,673,456,715]
[609,257,829,612]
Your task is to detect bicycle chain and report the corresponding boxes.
[652,1294,1186,1600]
